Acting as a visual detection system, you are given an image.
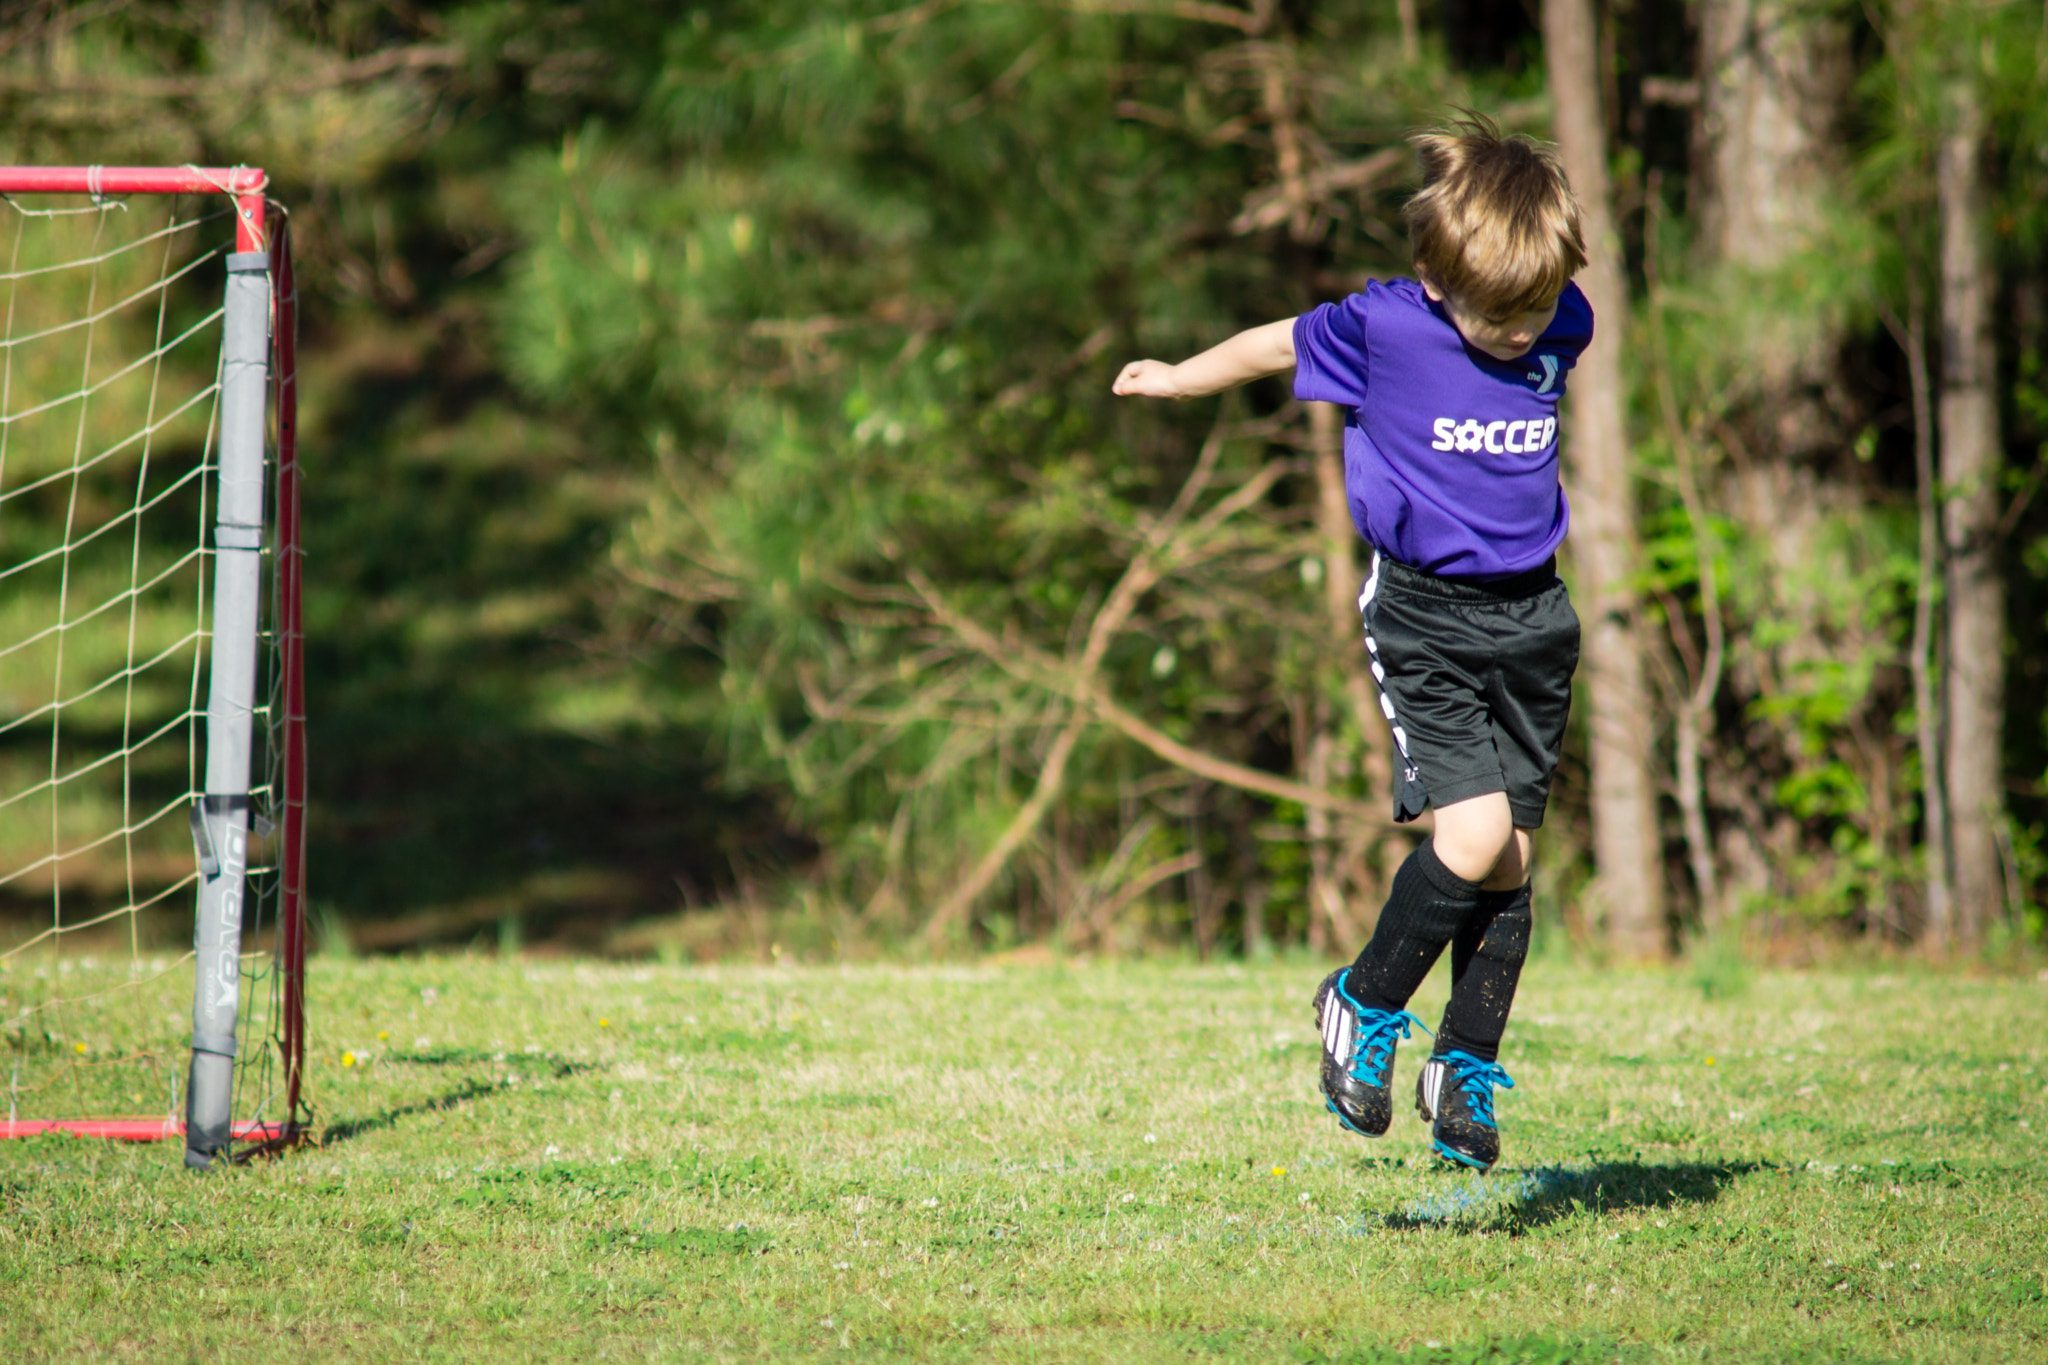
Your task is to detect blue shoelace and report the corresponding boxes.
[1350,1008,1431,1087]
[1437,1049,1515,1128]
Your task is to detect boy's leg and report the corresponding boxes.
[1420,827,1534,1172]
[1406,568,1573,1170]
[1437,827,1533,1062]
[1345,794,1510,1011]
[1317,796,1506,1137]
[1325,558,1537,1141]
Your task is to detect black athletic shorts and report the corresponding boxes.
[1357,550,1580,830]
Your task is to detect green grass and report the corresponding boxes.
[3,956,2046,1362]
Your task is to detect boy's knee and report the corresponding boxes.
[1482,829,1534,891]
[1431,794,1515,883]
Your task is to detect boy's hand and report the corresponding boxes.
[1112,360,1184,399]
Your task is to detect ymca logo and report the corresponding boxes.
[1430,415,1558,454]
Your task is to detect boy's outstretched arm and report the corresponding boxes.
[1112,318,1297,399]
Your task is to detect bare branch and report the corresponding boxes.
[0,42,465,97]
[1066,851,1202,948]
[1063,0,1263,34]
[922,708,1089,946]
[1639,76,1700,107]
[909,406,1395,938]
[1230,147,1406,235]
[869,0,966,34]
[905,567,1394,827]
[992,324,1116,410]
[793,664,979,789]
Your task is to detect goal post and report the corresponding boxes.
[0,167,307,1166]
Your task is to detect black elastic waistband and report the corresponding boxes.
[1374,553,1560,603]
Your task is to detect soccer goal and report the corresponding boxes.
[0,167,307,1169]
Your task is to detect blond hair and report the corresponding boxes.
[1402,114,1587,320]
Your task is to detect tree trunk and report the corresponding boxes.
[1543,0,1666,958]
[1694,0,1853,449]
[1689,0,1861,933]
[1937,75,2007,949]
[1885,291,1954,942]
[1311,401,1390,918]
[1694,0,1853,272]
[1695,0,1852,462]
[1648,204,1728,930]
[1304,699,1357,953]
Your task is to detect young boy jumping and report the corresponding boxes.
[1112,115,1591,1172]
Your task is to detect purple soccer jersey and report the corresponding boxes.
[1293,277,1594,579]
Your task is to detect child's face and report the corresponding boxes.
[1420,278,1558,362]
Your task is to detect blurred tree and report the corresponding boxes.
[1542,0,1664,958]
[1932,53,2006,947]
[5,0,2040,956]
[0,1,746,947]
[496,0,1486,950]
[1652,0,1918,942]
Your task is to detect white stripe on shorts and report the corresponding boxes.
[1358,549,1420,785]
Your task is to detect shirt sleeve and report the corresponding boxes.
[1292,294,1371,409]
[1546,282,1595,363]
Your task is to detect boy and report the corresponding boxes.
[1112,115,1590,1172]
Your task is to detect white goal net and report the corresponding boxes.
[0,171,306,1163]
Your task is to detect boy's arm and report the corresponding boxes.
[1112,318,1297,399]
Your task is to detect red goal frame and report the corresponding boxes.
[0,166,307,1154]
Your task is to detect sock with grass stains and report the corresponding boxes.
[1434,881,1532,1064]
[1341,839,1481,1013]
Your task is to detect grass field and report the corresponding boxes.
[3,954,2046,1362]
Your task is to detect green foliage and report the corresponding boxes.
[484,0,1513,930]
[0,4,756,942]
[1632,198,1930,934]
[5,1,2047,952]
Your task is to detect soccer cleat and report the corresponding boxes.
[1313,969,1429,1138]
[1415,1050,1516,1171]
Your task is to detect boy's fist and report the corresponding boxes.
[1112,359,1182,399]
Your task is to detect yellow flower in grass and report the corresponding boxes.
[342,1051,357,1067]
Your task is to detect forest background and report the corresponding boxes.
[3,0,2044,966]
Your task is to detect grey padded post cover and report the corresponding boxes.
[185,251,269,1170]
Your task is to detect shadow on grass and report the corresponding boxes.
[317,1077,504,1148]
[316,1049,599,1148]
[1383,1158,1764,1232]
[385,1047,596,1074]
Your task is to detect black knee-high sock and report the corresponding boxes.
[1436,882,1532,1063]
[1342,839,1482,1013]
